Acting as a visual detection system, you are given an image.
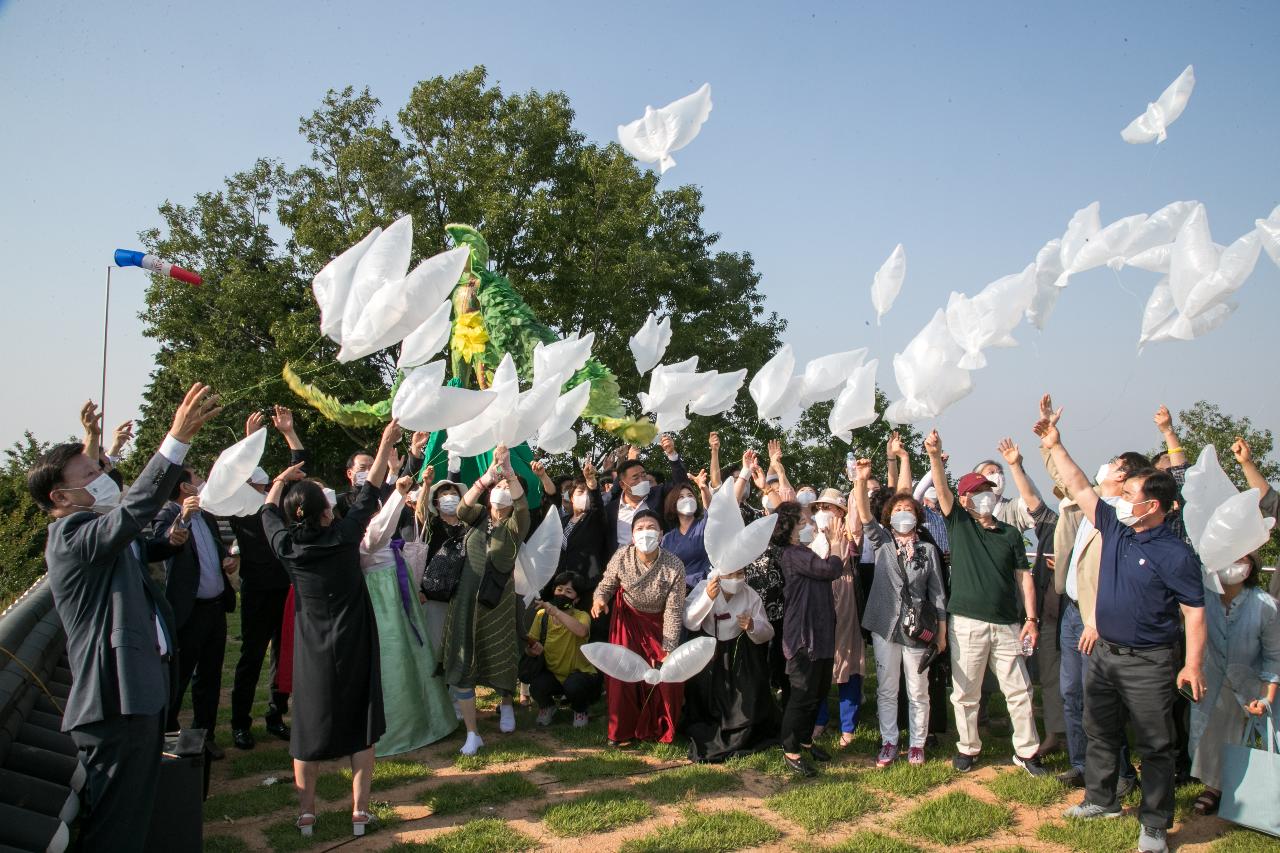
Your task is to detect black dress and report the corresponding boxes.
[263,482,386,761]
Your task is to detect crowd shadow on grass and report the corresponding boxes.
[313,758,434,801]
[540,787,656,837]
[419,770,542,817]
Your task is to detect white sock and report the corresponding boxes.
[459,731,484,756]
[499,704,516,733]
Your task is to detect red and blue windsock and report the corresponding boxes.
[113,249,202,286]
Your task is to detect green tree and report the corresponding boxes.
[135,67,784,480]
[0,433,55,606]
[783,390,927,491]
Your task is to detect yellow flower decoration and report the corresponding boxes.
[453,311,489,362]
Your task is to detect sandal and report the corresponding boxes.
[352,810,378,837]
[1193,790,1220,815]
[839,732,857,748]
[296,813,316,837]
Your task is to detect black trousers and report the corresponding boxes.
[529,670,604,713]
[230,586,290,729]
[71,713,164,853]
[167,598,227,733]
[767,619,790,708]
[780,651,833,753]
[1084,642,1178,829]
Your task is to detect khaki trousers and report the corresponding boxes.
[949,614,1040,757]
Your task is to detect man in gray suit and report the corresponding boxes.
[28,383,221,852]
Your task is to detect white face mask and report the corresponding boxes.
[572,493,590,512]
[1114,497,1152,528]
[677,496,697,515]
[322,487,338,508]
[719,578,744,594]
[890,511,917,534]
[629,479,652,498]
[1218,560,1252,586]
[797,490,816,506]
[65,472,122,514]
[438,494,460,515]
[985,471,1005,497]
[813,509,834,531]
[969,491,999,517]
[633,528,660,553]
[354,470,369,487]
[490,488,513,508]
[762,494,775,511]
[1095,463,1112,487]
[798,524,816,544]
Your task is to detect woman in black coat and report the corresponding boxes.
[263,419,400,839]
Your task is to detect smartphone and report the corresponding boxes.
[1177,683,1199,703]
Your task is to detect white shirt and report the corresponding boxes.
[1066,495,1119,601]
[143,433,190,656]
[683,579,774,644]
[616,501,639,550]
[360,490,407,571]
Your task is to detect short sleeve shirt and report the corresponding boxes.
[943,502,1028,624]
[1093,500,1204,648]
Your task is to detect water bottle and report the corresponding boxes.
[845,451,856,481]
[1021,634,1036,657]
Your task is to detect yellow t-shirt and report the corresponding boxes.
[528,608,596,681]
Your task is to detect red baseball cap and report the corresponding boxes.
[956,472,995,496]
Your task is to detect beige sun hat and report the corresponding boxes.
[810,487,848,513]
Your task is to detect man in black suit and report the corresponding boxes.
[31,383,221,852]
[151,468,238,757]
[602,434,689,555]
[228,406,308,750]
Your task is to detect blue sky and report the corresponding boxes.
[2,1,1278,492]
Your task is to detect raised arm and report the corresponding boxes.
[362,478,410,554]
[708,432,722,489]
[852,457,875,524]
[1232,437,1272,499]
[1033,395,1099,525]
[272,405,305,452]
[733,449,756,506]
[768,439,793,494]
[924,429,954,516]
[1154,405,1186,468]
[692,469,713,509]
[80,400,102,463]
[107,420,134,460]
[366,419,403,494]
[997,438,1043,514]
[888,432,912,493]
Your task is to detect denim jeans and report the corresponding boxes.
[1060,599,1136,778]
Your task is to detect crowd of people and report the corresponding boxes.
[28,384,1280,853]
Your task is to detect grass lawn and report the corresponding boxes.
[620,808,782,852]
[796,831,925,853]
[535,749,651,784]
[540,787,655,836]
[419,771,542,816]
[632,764,741,803]
[261,800,398,852]
[384,819,537,852]
[854,759,958,797]
[765,780,878,832]
[452,735,550,771]
[894,791,1014,845]
[984,768,1069,807]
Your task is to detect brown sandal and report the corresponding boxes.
[1193,790,1220,815]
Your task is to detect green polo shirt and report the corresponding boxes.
[943,502,1028,624]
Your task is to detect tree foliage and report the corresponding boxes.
[0,433,55,606]
[134,67,785,481]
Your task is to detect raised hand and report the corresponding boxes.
[693,469,709,490]
[395,475,414,496]
[1038,393,1060,427]
[709,431,720,452]
[742,448,757,472]
[80,400,103,437]
[997,437,1022,467]
[924,429,942,457]
[111,420,134,451]
[271,405,295,434]
[660,433,677,456]
[626,444,640,460]
[1033,412,1062,449]
[170,383,222,443]
[245,411,266,437]
[274,461,307,483]
[421,464,435,489]
[410,430,429,457]
[582,459,598,490]
[530,459,547,476]
[1232,436,1253,464]
[854,458,873,482]
[768,438,783,464]
[1153,405,1174,434]
[887,431,905,458]
[380,418,403,449]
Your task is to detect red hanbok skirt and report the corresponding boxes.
[605,589,682,744]
[278,586,296,693]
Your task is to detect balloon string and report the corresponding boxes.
[218,357,334,406]
[1110,267,1143,306]
[1073,357,1139,433]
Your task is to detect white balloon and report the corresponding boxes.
[704,480,780,575]
[886,309,973,424]
[1257,205,1280,268]
[443,355,521,456]
[580,643,654,683]
[749,344,799,421]
[798,349,868,407]
[1181,445,1241,549]
[200,429,267,517]
[829,359,879,443]
[870,243,906,325]
[688,369,746,417]
[340,215,413,345]
[534,381,592,452]
[1059,214,1148,285]
[338,246,469,363]
[515,509,563,605]
[1197,488,1275,573]
[1181,230,1261,320]
[392,361,497,433]
[1138,277,1177,347]
[657,636,716,683]
[313,227,381,344]
[1057,202,1102,276]
[945,263,1037,370]
[617,83,713,174]
[1026,238,1064,330]
[1121,65,1195,145]
[1119,201,1199,264]
[629,313,672,375]
[1126,243,1174,274]
[642,365,714,415]
[505,378,564,449]
[533,332,595,389]
[397,300,453,370]
[655,408,692,434]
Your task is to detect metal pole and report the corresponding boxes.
[100,266,111,426]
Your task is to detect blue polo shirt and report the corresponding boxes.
[1093,500,1204,648]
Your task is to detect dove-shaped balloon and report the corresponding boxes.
[629,313,672,375]
[534,381,592,454]
[1197,488,1275,576]
[340,215,414,346]
[199,428,267,517]
[1025,238,1064,331]
[314,226,382,343]
[617,83,713,175]
[1121,65,1195,145]
[828,359,879,443]
[1168,204,1261,322]
[1138,277,1177,348]
[704,480,780,575]
[514,509,563,605]
[397,301,453,370]
[945,264,1037,370]
[391,361,497,433]
[749,344,801,421]
[1181,445,1241,550]
[339,245,470,363]
[1118,201,1199,270]
[798,349,868,408]
[1257,205,1280,268]
[1055,214,1147,287]
[533,333,596,389]
[443,355,522,457]
[870,244,906,325]
[885,310,973,424]
[687,369,746,417]
[581,636,716,685]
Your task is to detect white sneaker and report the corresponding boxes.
[459,731,484,756]
[499,704,516,733]
[573,712,589,728]
[536,707,556,727]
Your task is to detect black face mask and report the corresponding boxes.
[552,596,577,610]
[107,468,125,491]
